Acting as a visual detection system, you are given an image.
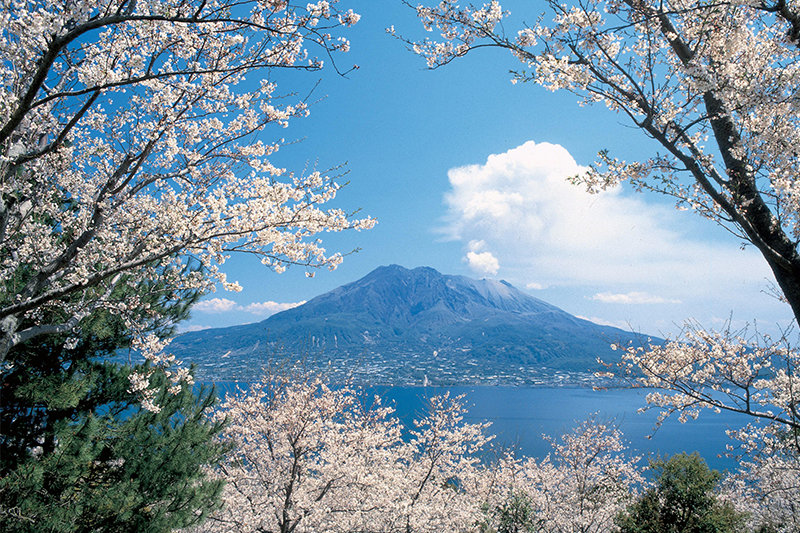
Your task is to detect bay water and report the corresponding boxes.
[376,385,744,472]
[214,383,746,473]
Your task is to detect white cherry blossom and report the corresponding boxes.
[0,0,372,404]
[197,375,643,533]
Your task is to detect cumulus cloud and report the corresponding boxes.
[194,298,306,317]
[442,140,768,296]
[440,140,782,332]
[465,251,500,275]
[464,239,500,274]
[591,292,682,304]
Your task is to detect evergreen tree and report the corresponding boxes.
[616,453,746,533]
[0,274,228,532]
[479,491,538,533]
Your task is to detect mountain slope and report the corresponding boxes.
[173,265,647,384]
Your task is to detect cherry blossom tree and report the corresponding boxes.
[197,371,404,533]
[199,371,648,533]
[393,392,492,533]
[481,417,643,533]
[722,424,800,531]
[0,0,374,396]
[610,323,799,435]
[198,374,495,533]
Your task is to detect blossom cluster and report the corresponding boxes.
[605,322,800,527]
[0,0,372,407]
[609,324,798,428]
[390,1,504,68]
[723,424,800,531]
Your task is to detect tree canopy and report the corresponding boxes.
[616,453,746,533]
[0,0,374,391]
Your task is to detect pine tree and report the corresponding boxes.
[0,273,228,532]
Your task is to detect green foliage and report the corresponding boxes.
[0,272,228,532]
[479,491,538,533]
[1,272,198,469]
[1,372,227,532]
[615,453,746,533]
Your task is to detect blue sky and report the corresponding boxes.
[182,1,789,339]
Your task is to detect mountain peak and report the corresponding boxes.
[314,265,560,323]
[172,265,645,384]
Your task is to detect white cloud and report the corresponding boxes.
[591,292,682,304]
[526,282,547,290]
[442,140,768,295]
[575,315,631,329]
[180,324,213,333]
[463,239,500,274]
[465,251,500,275]
[194,298,306,317]
[193,298,240,313]
[244,300,306,316]
[441,140,782,332]
[468,239,487,253]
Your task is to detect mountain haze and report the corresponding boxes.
[173,265,646,384]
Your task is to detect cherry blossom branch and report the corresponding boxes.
[0,1,373,374]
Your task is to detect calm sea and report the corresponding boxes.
[212,384,746,473]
